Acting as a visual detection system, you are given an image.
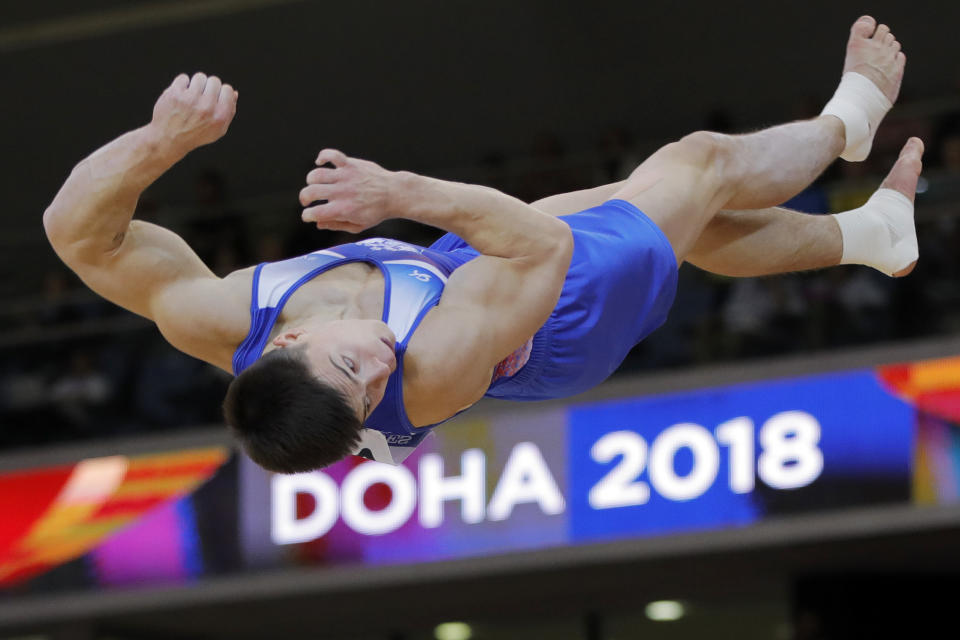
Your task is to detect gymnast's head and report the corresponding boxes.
[223,318,397,472]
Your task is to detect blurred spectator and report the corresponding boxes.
[720,276,805,358]
[0,365,47,415]
[37,270,81,326]
[836,269,893,344]
[133,343,228,430]
[48,349,113,434]
[0,362,54,448]
[926,130,960,202]
[944,133,960,170]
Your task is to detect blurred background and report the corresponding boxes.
[1,0,959,638]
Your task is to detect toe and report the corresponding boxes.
[873,23,891,40]
[899,139,924,172]
[883,32,895,46]
[904,136,925,157]
[881,138,924,200]
[851,15,876,38]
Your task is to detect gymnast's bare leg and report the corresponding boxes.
[686,138,922,277]
[532,16,916,278]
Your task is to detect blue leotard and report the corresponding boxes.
[233,200,678,464]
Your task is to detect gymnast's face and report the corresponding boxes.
[270,319,397,421]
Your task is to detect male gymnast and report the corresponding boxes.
[44,16,921,469]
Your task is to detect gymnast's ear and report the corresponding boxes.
[272,329,305,348]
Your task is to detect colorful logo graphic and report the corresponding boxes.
[877,357,960,503]
[0,447,228,586]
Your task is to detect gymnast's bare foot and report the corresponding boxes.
[881,137,924,277]
[843,15,906,104]
[881,138,924,200]
[832,138,923,277]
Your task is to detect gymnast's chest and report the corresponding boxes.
[277,262,385,322]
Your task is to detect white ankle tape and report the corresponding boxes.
[833,188,917,276]
[821,72,892,162]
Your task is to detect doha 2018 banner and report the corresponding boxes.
[2,356,960,593]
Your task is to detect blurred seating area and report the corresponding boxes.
[2,96,959,451]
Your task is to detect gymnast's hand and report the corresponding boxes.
[299,149,397,233]
[148,72,238,158]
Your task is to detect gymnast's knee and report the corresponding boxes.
[674,131,732,174]
[640,130,729,173]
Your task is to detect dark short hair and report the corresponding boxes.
[223,347,363,472]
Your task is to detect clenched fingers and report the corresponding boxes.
[200,75,222,110]
[215,83,238,120]
[315,148,348,168]
[306,166,338,184]
[299,184,336,207]
[219,83,236,104]
[188,72,207,96]
[171,73,190,91]
[302,200,346,224]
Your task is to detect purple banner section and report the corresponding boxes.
[91,500,201,586]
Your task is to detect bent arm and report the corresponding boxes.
[396,169,574,343]
[387,174,575,421]
[405,199,575,424]
[299,153,574,421]
[301,149,572,262]
[300,151,573,358]
[299,151,573,345]
[378,169,573,373]
[44,125,185,291]
[43,73,243,369]
[394,171,573,261]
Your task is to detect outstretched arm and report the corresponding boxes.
[43,73,245,370]
[298,151,574,422]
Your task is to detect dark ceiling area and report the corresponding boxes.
[2,0,136,25]
[3,0,958,229]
